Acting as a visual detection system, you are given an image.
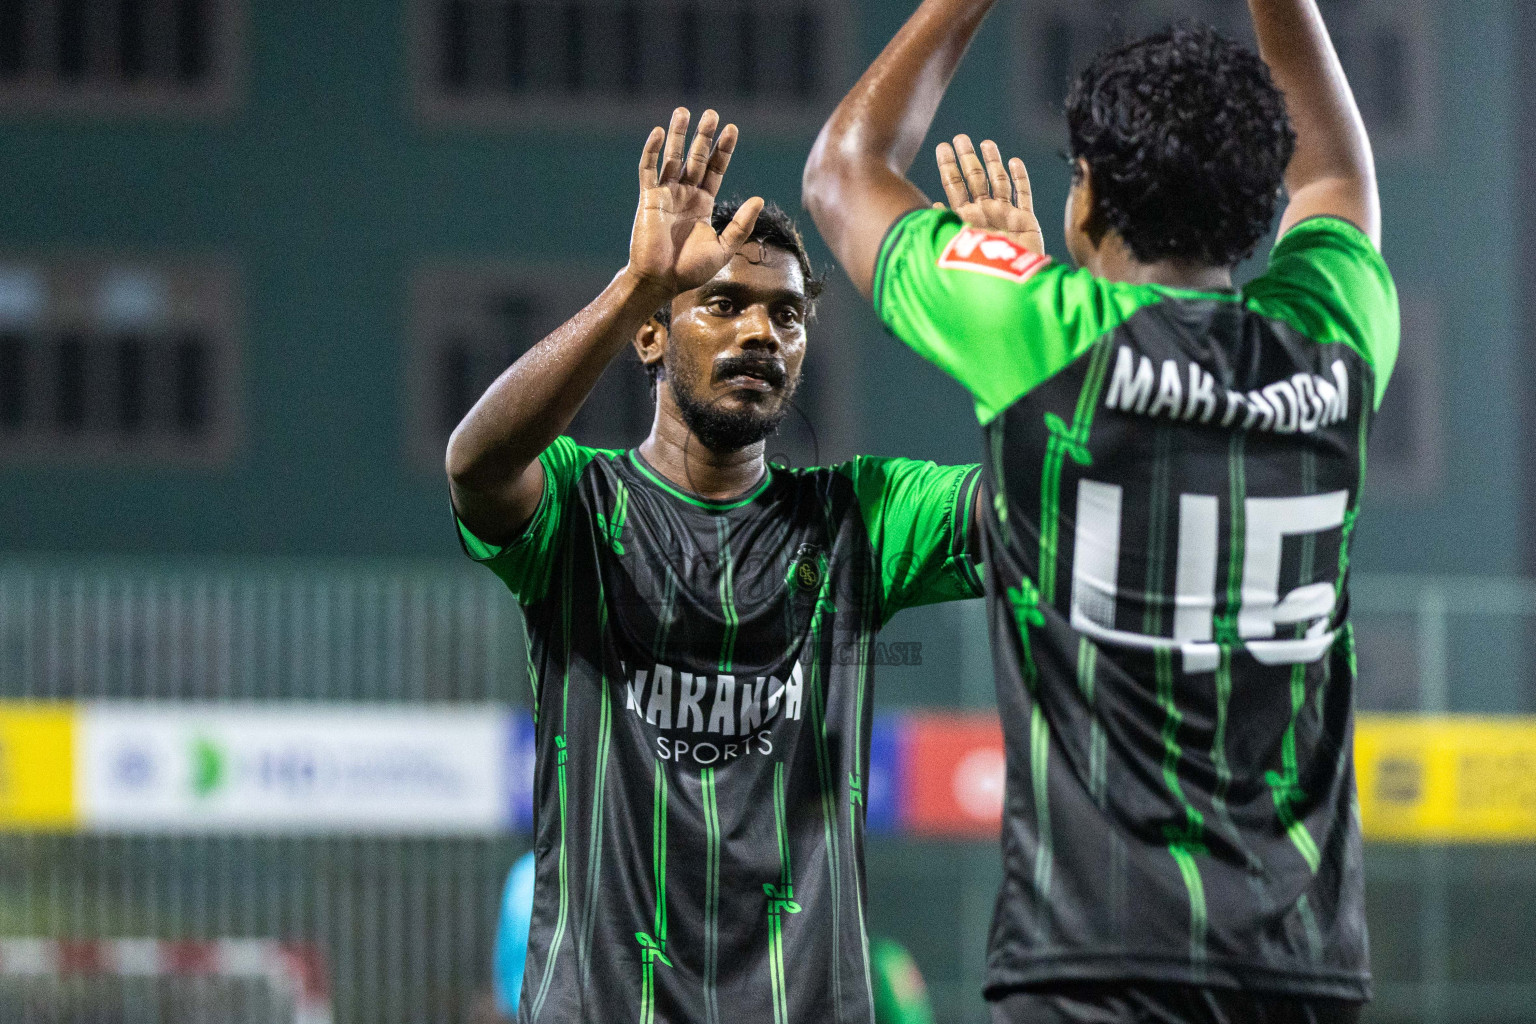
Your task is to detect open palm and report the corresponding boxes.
[631,108,764,295]
[936,136,1046,257]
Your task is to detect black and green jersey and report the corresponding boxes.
[458,441,981,1023]
[875,209,1399,1001]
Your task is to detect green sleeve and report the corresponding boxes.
[1244,216,1400,409]
[841,455,983,625]
[454,436,598,604]
[873,208,1163,423]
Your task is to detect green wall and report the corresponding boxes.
[0,0,1521,582]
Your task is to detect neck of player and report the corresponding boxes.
[639,386,767,502]
[1086,234,1235,292]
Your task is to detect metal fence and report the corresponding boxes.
[0,558,527,703]
[1,558,1534,1024]
[0,560,527,1024]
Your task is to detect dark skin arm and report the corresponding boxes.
[802,0,1000,299]
[446,108,763,545]
[1248,0,1380,246]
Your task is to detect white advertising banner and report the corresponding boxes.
[79,704,516,834]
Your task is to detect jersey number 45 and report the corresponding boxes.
[1068,479,1349,673]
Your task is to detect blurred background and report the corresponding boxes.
[0,0,1531,1021]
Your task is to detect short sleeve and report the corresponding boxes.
[1245,217,1400,409]
[454,436,595,604]
[873,208,1163,423]
[842,456,983,625]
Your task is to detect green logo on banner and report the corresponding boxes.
[191,737,226,798]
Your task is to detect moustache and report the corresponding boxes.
[712,356,789,391]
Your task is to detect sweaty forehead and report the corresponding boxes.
[704,242,806,297]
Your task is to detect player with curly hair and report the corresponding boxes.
[806,2,1398,1022]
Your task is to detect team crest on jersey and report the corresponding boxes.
[789,543,824,592]
[937,227,1050,283]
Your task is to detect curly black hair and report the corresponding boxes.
[1065,22,1297,268]
[646,199,824,388]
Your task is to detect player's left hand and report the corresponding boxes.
[936,136,1046,256]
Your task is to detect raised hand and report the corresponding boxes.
[936,136,1046,256]
[630,107,766,297]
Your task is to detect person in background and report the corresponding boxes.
[492,850,537,1019]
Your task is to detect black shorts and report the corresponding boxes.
[988,981,1363,1024]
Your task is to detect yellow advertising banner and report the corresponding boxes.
[1356,715,1536,842]
[0,703,77,830]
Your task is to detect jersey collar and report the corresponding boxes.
[627,450,774,511]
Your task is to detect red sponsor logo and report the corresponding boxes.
[937,227,1050,283]
[903,715,1006,837]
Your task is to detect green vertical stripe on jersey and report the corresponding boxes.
[1026,337,1115,918]
[1157,647,1209,962]
[850,592,879,1022]
[775,761,793,884]
[653,567,678,660]
[1075,635,1097,704]
[1270,453,1323,874]
[1141,428,1209,962]
[1030,706,1053,902]
[578,677,613,980]
[702,767,722,1024]
[1077,638,1110,810]
[767,760,801,1024]
[1169,844,1209,967]
[655,762,670,946]
[598,481,630,555]
[1005,577,1051,919]
[638,760,672,1024]
[990,427,1010,526]
[579,594,614,990]
[527,645,541,724]
[531,743,570,1022]
[806,587,846,1024]
[529,537,578,1022]
[1297,893,1325,963]
[1210,434,1248,866]
[718,519,739,672]
[1038,339,1114,604]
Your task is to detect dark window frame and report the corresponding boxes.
[0,0,243,116]
[409,0,854,131]
[0,256,242,465]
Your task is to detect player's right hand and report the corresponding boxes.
[628,107,765,297]
[936,135,1046,256]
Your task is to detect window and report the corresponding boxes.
[412,0,852,127]
[0,260,239,462]
[0,0,239,113]
[406,264,858,471]
[1013,0,1433,152]
[408,265,653,468]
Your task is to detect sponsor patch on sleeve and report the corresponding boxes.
[937,227,1050,283]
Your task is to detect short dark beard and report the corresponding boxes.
[665,352,799,454]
